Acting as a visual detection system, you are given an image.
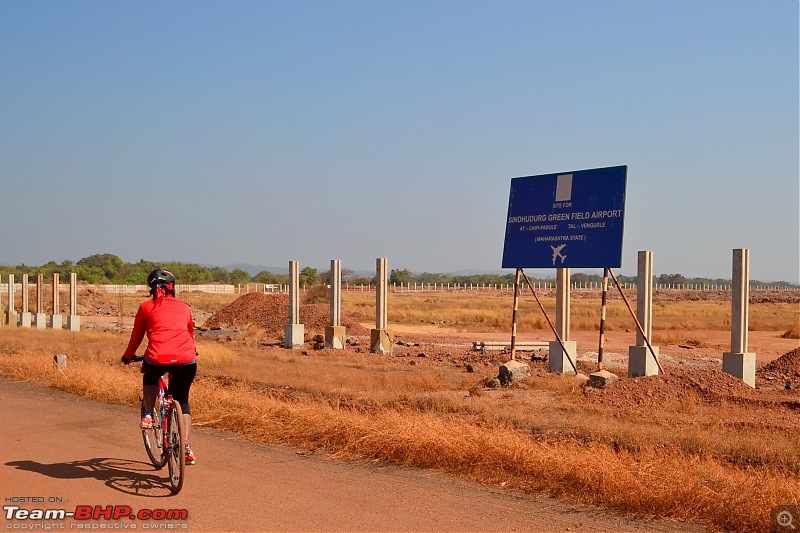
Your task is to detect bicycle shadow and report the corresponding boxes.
[5,458,175,497]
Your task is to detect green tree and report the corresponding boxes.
[74,265,106,283]
[57,260,74,279]
[254,270,279,284]
[0,264,32,279]
[389,268,414,285]
[417,272,452,284]
[451,273,509,286]
[254,271,289,285]
[35,261,60,279]
[209,267,230,283]
[299,267,318,287]
[571,273,598,284]
[122,259,156,284]
[230,268,252,285]
[658,273,687,286]
[162,263,214,284]
[76,254,124,281]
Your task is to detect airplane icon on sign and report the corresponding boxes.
[551,244,567,265]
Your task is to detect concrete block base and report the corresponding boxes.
[5,312,18,327]
[67,315,80,332]
[548,340,577,374]
[325,325,346,349]
[50,314,62,330]
[499,359,530,385]
[723,352,756,388]
[34,313,48,329]
[589,369,619,388]
[370,328,393,355]
[284,324,305,349]
[20,312,32,328]
[628,345,660,377]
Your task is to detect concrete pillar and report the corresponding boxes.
[325,259,346,349]
[371,258,393,354]
[549,268,576,374]
[6,274,17,327]
[50,273,62,330]
[723,249,755,387]
[35,274,47,328]
[330,260,341,327]
[67,272,80,331]
[284,261,304,349]
[636,252,654,347]
[628,251,660,377]
[20,274,31,327]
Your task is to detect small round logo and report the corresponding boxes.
[777,510,796,529]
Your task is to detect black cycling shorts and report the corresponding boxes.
[141,361,197,415]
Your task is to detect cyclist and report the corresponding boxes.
[121,268,198,465]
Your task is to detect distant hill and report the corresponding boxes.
[444,269,513,276]
[224,263,289,276]
[224,265,518,278]
[224,263,376,277]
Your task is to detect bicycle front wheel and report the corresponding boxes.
[141,401,165,469]
[165,401,186,494]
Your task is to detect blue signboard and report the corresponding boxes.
[502,166,627,269]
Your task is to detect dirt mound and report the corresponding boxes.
[589,367,757,409]
[204,293,370,339]
[759,347,800,379]
[77,287,121,316]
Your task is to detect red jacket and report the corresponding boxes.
[123,296,197,365]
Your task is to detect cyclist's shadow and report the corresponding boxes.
[6,458,175,497]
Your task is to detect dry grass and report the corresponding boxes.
[343,292,799,333]
[0,326,797,533]
[303,284,330,304]
[195,340,238,369]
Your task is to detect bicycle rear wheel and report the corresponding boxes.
[141,401,166,469]
[165,401,186,494]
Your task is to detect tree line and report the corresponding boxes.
[0,254,255,286]
[0,254,795,288]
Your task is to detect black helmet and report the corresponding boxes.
[147,268,176,289]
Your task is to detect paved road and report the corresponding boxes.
[0,378,700,532]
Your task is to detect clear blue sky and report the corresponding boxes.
[1,1,797,282]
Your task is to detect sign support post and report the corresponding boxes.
[509,268,521,361]
[597,268,609,371]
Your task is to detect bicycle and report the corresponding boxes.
[130,356,186,494]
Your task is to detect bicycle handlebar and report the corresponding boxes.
[124,353,197,364]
